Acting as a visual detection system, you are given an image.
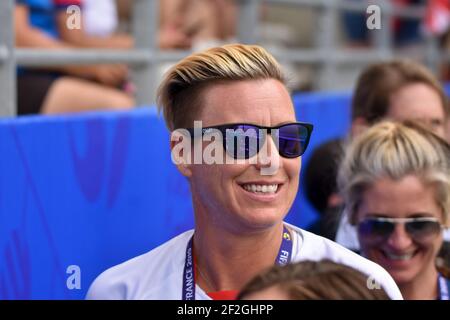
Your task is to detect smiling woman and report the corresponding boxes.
[338,120,450,300]
[86,44,402,300]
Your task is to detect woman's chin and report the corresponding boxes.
[389,270,416,286]
[236,209,285,230]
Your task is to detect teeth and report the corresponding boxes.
[243,184,278,194]
[385,252,414,261]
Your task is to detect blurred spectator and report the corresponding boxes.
[15,0,192,116]
[74,0,191,49]
[15,0,134,115]
[238,260,390,300]
[72,0,191,95]
[342,0,425,48]
[334,60,449,251]
[161,0,238,49]
[338,121,450,299]
[306,60,449,247]
[350,59,448,139]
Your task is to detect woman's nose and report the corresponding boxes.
[255,134,282,176]
[386,223,414,250]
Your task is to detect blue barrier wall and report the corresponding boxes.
[0,109,196,299]
[1,85,448,299]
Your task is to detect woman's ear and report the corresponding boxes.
[170,132,192,178]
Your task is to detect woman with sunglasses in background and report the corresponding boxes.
[87,44,401,300]
[339,121,450,300]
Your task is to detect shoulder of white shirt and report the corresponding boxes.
[86,225,403,300]
[86,230,194,300]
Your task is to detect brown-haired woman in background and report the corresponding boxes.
[351,59,449,139]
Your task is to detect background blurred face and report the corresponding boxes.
[387,83,446,138]
[188,79,300,233]
[356,175,444,286]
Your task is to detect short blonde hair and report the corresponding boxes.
[157,44,285,131]
[338,121,450,225]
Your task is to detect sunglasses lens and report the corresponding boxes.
[358,219,394,240]
[222,123,311,159]
[406,220,441,239]
[276,124,310,158]
[225,125,261,159]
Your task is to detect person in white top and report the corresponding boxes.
[338,121,450,300]
[86,44,402,300]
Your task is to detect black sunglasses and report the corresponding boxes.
[358,217,443,241]
[186,122,313,159]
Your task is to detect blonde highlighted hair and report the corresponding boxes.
[338,121,450,225]
[157,44,285,131]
